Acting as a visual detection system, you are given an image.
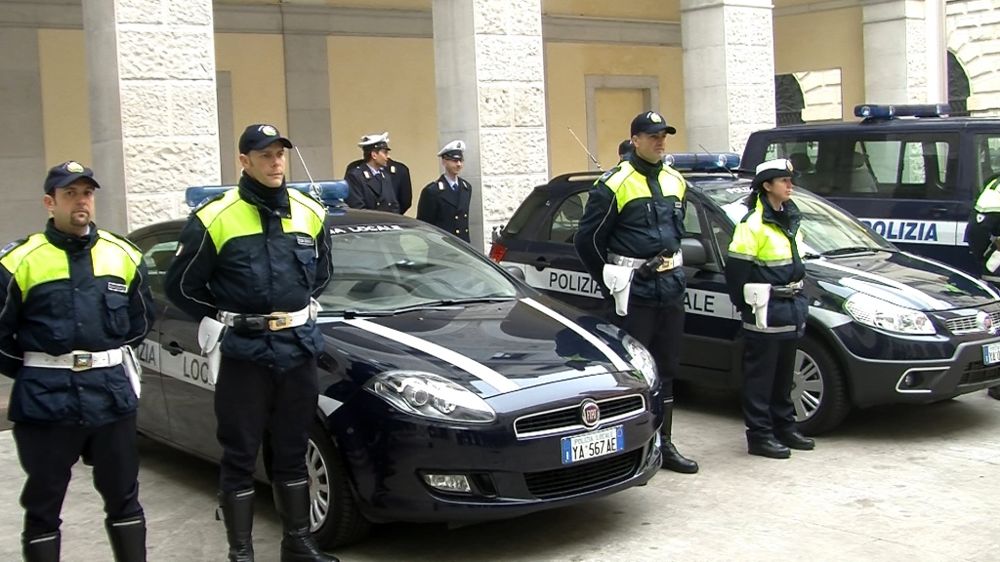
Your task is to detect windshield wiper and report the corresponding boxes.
[820,246,882,257]
[328,297,515,319]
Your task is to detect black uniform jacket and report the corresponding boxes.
[165,175,333,371]
[574,153,688,307]
[0,220,155,426]
[417,175,472,242]
[344,158,410,213]
[345,164,401,213]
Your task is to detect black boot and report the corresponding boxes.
[105,514,146,562]
[219,488,255,562]
[659,402,699,474]
[776,430,815,451]
[272,479,338,562]
[747,434,791,459]
[22,531,60,562]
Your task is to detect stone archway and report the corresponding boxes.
[775,74,805,126]
[948,51,971,116]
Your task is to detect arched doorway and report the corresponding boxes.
[948,51,971,116]
[775,74,805,126]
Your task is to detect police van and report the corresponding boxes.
[490,154,1000,435]
[741,104,1000,274]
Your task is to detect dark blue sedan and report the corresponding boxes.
[128,200,662,548]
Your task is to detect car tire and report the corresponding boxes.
[306,422,372,548]
[792,335,850,435]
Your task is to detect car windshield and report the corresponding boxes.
[714,182,894,256]
[318,223,519,314]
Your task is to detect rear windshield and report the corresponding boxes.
[503,189,549,238]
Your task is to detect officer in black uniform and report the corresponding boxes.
[574,111,699,474]
[417,140,472,242]
[344,132,402,213]
[344,152,412,214]
[0,161,154,562]
[725,159,814,459]
[164,124,336,562]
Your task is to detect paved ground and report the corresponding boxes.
[0,386,998,561]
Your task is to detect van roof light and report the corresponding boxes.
[185,180,349,208]
[854,104,949,120]
[663,152,741,172]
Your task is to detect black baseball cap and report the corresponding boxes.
[630,111,677,136]
[238,124,293,154]
[44,161,100,194]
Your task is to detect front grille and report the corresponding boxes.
[945,311,1000,335]
[959,361,1000,387]
[524,449,642,499]
[513,395,646,438]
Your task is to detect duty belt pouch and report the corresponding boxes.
[121,346,142,399]
[602,264,634,317]
[232,315,267,334]
[198,316,226,385]
[987,244,1000,273]
[743,283,771,329]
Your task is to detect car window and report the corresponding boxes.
[975,134,1000,189]
[134,234,179,298]
[504,190,548,238]
[710,213,732,264]
[548,191,588,243]
[322,225,518,313]
[683,200,701,235]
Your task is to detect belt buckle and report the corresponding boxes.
[268,313,292,331]
[655,257,673,272]
[72,353,93,371]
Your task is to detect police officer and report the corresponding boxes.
[0,161,154,562]
[417,140,472,242]
[345,132,403,213]
[164,124,336,562]
[574,111,699,474]
[725,159,814,459]
[617,139,633,162]
[344,154,412,214]
[966,174,1000,400]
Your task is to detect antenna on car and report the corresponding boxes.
[567,127,603,172]
[700,143,736,178]
[293,146,322,201]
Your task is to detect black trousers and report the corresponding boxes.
[741,333,798,438]
[215,356,319,492]
[609,299,684,401]
[13,415,142,537]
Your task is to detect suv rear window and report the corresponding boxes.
[503,189,549,238]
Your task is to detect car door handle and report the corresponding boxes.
[534,257,549,271]
[928,206,949,217]
[163,342,185,356]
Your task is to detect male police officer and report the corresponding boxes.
[345,132,403,213]
[344,152,412,214]
[165,124,336,562]
[417,140,472,242]
[0,161,154,562]
[967,173,1000,400]
[574,111,699,474]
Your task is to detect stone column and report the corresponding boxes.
[681,0,776,155]
[432,0,548,250]
[862,0,931,104]
[0,29,46,244]
[282,32,334,182]
[82,0,220,233]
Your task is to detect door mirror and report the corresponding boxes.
[504,265,525,281]
[681,237,708,268]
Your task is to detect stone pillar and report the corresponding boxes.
[0,29,47,244]
[681,0,775,155]
[432,0,548,250]
[282,32,333,182]
[82,0,220,233]
[862,0,930,104]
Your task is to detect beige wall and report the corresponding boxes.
[328,36,439,212]
[543,0,678,22]
[39,29,91,167]
[774,7,865,121]
[545,42,686,176]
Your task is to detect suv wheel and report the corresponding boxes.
[792,335,850,435]
[306,422,372,548]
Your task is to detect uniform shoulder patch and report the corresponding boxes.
[194,191,228,213]
[0,238,27,259]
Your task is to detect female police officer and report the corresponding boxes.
[725,159,815,459]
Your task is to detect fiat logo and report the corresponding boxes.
[580,399,601,429]
[978,311,998,335]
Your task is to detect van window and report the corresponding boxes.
[548,191,588,243]
[763,134,959,200]
[975,135,1000,190]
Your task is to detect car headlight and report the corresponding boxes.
[622,334,658,387]
[843,293,935,335]
[365,370,496,424]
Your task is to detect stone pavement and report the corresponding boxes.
[0,388,998,561]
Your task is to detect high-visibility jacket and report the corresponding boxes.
[0,220,155,426]
[574,154,688,305]
[726,198,808,338]
[165,175,333,371]
[967,175,1000,265]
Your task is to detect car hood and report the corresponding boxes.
[317,297,639,397]
[806,250,1000,311]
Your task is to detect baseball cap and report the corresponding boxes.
[630,111,677,136]
[238,124,293,154]
[44,161,100,194]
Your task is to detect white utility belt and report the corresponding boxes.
[217,301,317,332]
[23,349,124,371]
[608,251,683,271]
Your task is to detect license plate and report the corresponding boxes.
[984,343,1000,366]
[560,425,624,465]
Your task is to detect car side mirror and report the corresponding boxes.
[504,265,526,281]
[680,237,708,268]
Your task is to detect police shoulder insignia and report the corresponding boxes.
[363,170,371,179]
[390,165,396,174]
[438,181,444,191]
[0,238,26,258]
[977,214,986,223]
